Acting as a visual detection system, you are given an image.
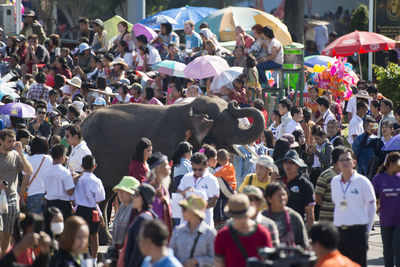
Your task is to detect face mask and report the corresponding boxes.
[51,222,64,235]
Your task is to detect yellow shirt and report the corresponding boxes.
[238,173,271,192]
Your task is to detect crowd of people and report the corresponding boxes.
[0,6,398,267]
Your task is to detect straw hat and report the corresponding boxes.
[250,155,278,173]
[179,195,207,219]
[224,193,256,219]
[242,185,266,206]
[113,176,140,195]
[110,58,129,70]
[66,76,82,88]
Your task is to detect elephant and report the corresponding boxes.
[80,96,265,242]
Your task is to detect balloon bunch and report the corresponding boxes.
[309,57,358,102]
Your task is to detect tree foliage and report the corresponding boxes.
[373,63,400,106]
[350,4,368,31]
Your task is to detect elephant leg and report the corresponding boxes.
[99,187,114,246]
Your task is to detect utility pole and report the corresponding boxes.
[128,0,145,23]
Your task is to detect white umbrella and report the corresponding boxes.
[210,67,244,93]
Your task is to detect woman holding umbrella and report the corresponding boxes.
[257,26,283,85]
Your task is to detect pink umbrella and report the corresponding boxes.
[183,55,229,79]
[132,23,158,43]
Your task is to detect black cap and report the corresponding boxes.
[136,184,156,206]
[147,152,168,170]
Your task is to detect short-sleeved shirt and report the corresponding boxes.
[322,109,336,134]
[331,171,376,226]
[185,32,202,50]
[178,170,220,225]
[371,172,400,227]
[43,164,75,201]
[67,141,92,173]
[268,38,283,65]
[284,119,302,134]
[73,172,105,208]
[236,34,255,49]
[141,249,182,267]
[347,115,364,145]
[173,158,192,178]
[25,154,53,196]
[0,151,23,195]
[315,167,338,221]
[215,224,272,267]
[238,173,270,192]
[286,175,315,220]
[27,83,52,102]
[30,45,50,64]
[147,44,161,65]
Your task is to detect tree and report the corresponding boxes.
[284,0,304,43]
[351,4,368,31]
[31,0,57,33]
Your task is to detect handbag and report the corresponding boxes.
[23,156,46,203]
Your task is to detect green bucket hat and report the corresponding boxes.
[179,194,207,219]
[113,176,140,195]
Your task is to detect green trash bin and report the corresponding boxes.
[282,42,305,105]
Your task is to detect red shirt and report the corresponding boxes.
[215,224,272,267]
[315,250,360,267]
[128,160,149,183]
[236,34,255,49]
[248,109,268,128]
[130,96,142,104]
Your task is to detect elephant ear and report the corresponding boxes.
[190,113,214,144]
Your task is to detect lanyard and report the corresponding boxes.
[194,176,203,188]
[340,181,351,200]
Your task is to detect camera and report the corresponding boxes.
[246,246,317,267]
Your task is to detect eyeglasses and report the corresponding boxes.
[37,111,46,115]
[193,168,205,172]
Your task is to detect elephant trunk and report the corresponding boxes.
[227,100,265,144]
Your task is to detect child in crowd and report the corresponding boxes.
[229,78,248,106]
[43,145,75,221]
[129,83,143,103]
[214,149,237,190]
[135,46,148,71]
[74,155,105,263]
[268,110,282,140]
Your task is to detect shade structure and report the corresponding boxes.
[195,6,292,45]
[321,30,396,57]
[0,102,36,118]
[139,5,217,30]
[304,55,337,68]
[104,15,133,41]
[151,60,186,78]
[183,55,229,79]
[132,23,158,43]
[210,67,244,93]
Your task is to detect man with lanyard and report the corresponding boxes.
[65,124,92,174]
[330,146,376,267]
[0,129,33,256]
[178,153,219,226]
[316,96,335,134]
[276,150,315,229]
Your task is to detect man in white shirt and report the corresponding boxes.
[44,144,75,220]
[136,35,161,68]
[285,106,303,134]
[74,155,105,262]
[347,101,368,145]
[378,99,397,138]
[316,96,335,134]
[346,89,370,122]
[330,146,376,267]
[178,153,219,226]
[65,124,92,173]
[277,98,292,138]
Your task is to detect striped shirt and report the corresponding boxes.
[315,167,337,221]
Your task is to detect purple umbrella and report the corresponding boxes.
[0,102,36,118]
[132,23,158,43]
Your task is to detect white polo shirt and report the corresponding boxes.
[25,154,53,196]
[347,115,364,145]
[330,171,376,227]
[279,112,292,139]
[67,141,92,173]
[178,170,220,226]
[43,164,75,201]
[284,119,302,134]
[73,172,105,208]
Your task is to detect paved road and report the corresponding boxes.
[368,217,384,267]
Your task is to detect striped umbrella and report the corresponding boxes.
[195,6,292,45]
[151,60,186,78]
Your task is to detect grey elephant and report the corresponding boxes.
[80,96,265,240]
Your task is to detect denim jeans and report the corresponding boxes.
[381,226,400,267]
[27,193,45,215]
[257,61,282,83]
